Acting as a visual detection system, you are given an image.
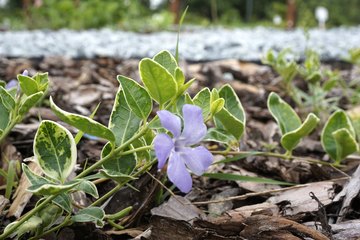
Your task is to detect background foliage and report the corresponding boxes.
[0,0,359,31]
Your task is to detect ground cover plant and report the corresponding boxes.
[0,46,360,239]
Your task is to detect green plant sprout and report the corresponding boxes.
[0,71,49,144]
[263,49,345,120]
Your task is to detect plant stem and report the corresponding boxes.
[211,150,336,167]
[76,125,149,179]
[0,195,56,240]
[121,145,153,156]
[91,184,123,207]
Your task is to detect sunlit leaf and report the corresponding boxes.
[281,113,320,151]
[332,128,359,164]
[153,50,178,76]
[109,89,141,146]
[50,96,115,143]
[267,92,301,134]
[219,84,246,123]
[321,110,357,162]
[193,88,211,119]
[18,91,44,116]
[0,86,15,110]
[139,58,177,105]
[17,74,38,96]
[117,75,152,120]
[214,108,244,140]
[34,120,77,182]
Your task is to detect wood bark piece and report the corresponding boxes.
[333,164,360,223]
[150,195,328,239]
[267,181,334,216]
[240,215,329,240]
[7,159,42,218]
[331,219,360,240]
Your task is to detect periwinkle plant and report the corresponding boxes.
[1,50,359,239]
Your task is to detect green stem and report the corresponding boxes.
[121,145,153,155]
[91,184,123,207]
[0,195,56,240]
[211,150,336,167]
[76,125,149,179]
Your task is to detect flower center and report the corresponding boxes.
[174,137,187,152]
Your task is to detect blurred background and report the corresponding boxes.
[0,0,359,31]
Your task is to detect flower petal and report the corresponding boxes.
[167,152,192,193]
[22,70,29,76]
[181,104,207,145]
[182,146,213,175]
[5,79,18,90]
[157,110,181,138]
[154,133,174,169]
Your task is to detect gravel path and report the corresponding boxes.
[1,27,359,61]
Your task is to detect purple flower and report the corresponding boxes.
[5,70,28,90]
[5,79,18,90]
[154,104,213,193]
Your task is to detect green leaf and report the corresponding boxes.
[34,120,77,182]
[14,216,42,238]
[18,91,44,116]
[131,137,151,161]
[34,72,49,91]
[72,207,105,227]
[28,180,79,196]
[332,128,359,164]
[0,86,15,110]
[184,92,194,104]
[210,98,225,116]
[53,193,72,213]
[5,160,17,199]
[38,204,63,230]
[204,128,236,145]
[193,88,211,119]
[219,84,246,123]
[281,113,320,151]
[267,92,301,134]
[139,58,177,105]
[50,96,115,143]
[153,50,178,76]
[214,108,244,140]
[74,180,99,198]
[22,163,50,186]
[117,75,152,120]
[23,164,79,195]
[109,90,141,146]
[321,110,357,161]
[0,80,5,88]
[175,67,185,86]
[203,173,293,185]
[102,143,136,176]
[0,97,10,131]
[18,74,38,96]
[74,102,101,144]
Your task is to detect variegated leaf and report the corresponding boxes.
[34,120,77,182]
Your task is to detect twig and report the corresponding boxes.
[192,177,349,205]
